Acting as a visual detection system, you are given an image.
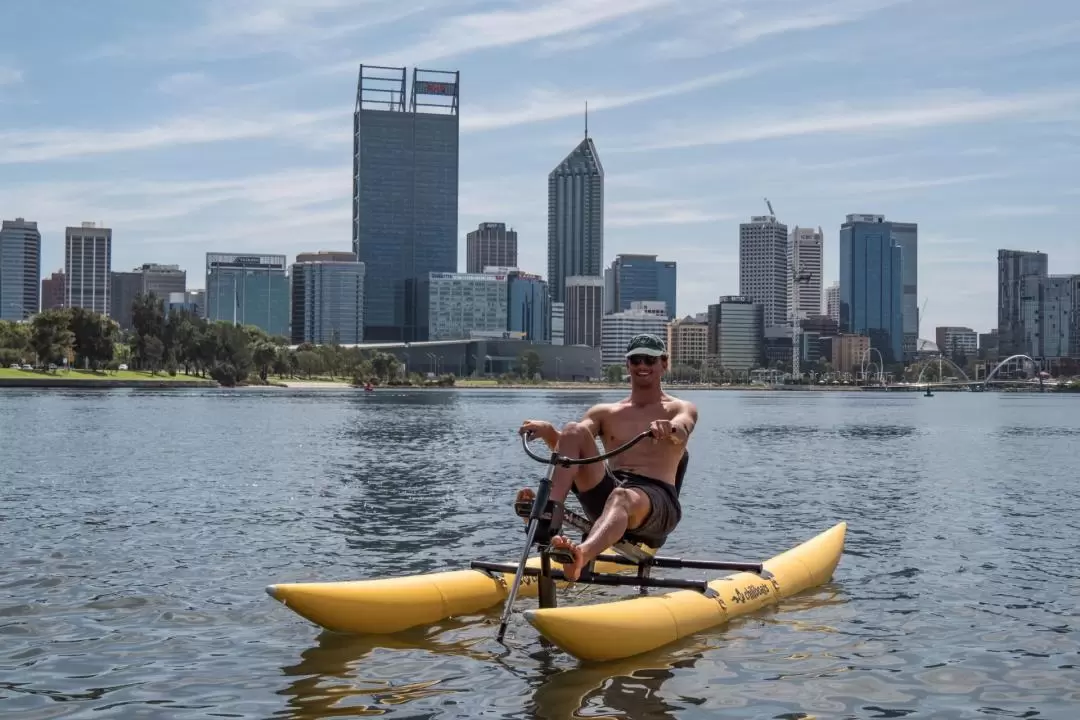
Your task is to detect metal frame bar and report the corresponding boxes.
[471,561,718,596]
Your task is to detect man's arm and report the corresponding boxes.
[519,403,607,449]
[671,399,698,443]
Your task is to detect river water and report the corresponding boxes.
[1,387,1077,719]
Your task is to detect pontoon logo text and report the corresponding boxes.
[731,583,771,604]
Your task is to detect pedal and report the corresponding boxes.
[546,546,576,566]
[514,499,564,544]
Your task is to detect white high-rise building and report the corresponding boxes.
[739,214,788,329]
[564,275,604,347]
[788,226,823,321]
[826,282,840,323]
[65,222,112,315]
[601,302,669,366]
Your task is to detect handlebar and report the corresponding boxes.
[520,429,653,467]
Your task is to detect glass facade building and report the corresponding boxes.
[891,221,919,360]
[997,249,1048,359]
[0,218,41,321]
[504,270,550,343]
[352,66,460,343]
[606,254,677,318]
[548,136,604,304]
[205,253,289,338]
[706,296,764,371]
[290,257,366,345]
[419,272,507,341]
[839,214,904,364]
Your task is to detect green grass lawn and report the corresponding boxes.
[0,367,212,382]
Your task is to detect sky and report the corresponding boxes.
[1,0,1078,335]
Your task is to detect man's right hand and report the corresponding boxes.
[519,420,558,447]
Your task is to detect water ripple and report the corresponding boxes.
[1,388,1078,718]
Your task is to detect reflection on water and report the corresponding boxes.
[1,389,1078,718]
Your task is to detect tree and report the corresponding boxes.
[68,307,117,369]
[518,350,542,379]
[30,310,75,367]
[603,365,624,383]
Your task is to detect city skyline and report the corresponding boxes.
[2,1,1079,335]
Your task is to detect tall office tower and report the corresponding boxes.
[1043,274,1080,359]
[352,65,460,342]
[839,214,904,364]
[788,226,822,322]
[606,254,677,318]
[205,253,290,337]
[564,275,604,347]
[65,222,112,315]
[739,214,789,329]
[467,222,517,273]
[891,221,919,359]
[825,281,840,323]
[290,253,366,345]
[997,249,1048,360]
[547,129,604,304]
[0,218,41,320]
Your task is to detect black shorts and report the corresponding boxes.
[573,468,682,548]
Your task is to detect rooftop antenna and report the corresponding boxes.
[584,101,588,139]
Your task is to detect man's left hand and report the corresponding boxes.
[649,419,684,443]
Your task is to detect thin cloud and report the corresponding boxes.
[981,204,1060,218]
[0,67,22,85]
[368,0,675,67]
[605,199,736,228]
[463,66,762,132]
[0,110,342,164]
[613,89,1080,152]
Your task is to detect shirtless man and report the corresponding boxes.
[516,333,698,581]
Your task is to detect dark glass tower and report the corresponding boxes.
[352,65,460,342]
[547,131,604,304]
[839,214,904,364]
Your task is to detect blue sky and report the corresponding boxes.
[1,0,1078,334]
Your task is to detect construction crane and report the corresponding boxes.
[766,196,813,380]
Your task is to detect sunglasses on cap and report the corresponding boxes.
[627,354,664,366]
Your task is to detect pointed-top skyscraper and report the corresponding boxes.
[547,106,604,304]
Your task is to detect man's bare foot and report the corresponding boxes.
[550,535,586,581]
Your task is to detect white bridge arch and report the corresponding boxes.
[985,354,1043,387]
[915,355,972,385]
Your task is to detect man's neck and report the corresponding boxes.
[629,384,665,405]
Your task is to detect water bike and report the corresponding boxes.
[266,430,847,662]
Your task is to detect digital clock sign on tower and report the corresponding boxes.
[352,65,460,343]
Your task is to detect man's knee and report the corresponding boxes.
[605,487,645,518]
[558,421,592,446]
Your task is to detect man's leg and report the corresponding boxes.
[550,487,651,581]
[515,421,609,526]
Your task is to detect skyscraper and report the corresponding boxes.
[467,222,517,273]
[788,226,822,322]
[825,281,840,323]
[739,214,789,329]
[997,249,1048,359]
[0,218,41,321]
[606,254,677,319]
[352,65,460,342]
[891,221,919,359]
[548,130,604,304]
[290,253,366,345]
[65,222,112,316]
[839,214,903,364]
